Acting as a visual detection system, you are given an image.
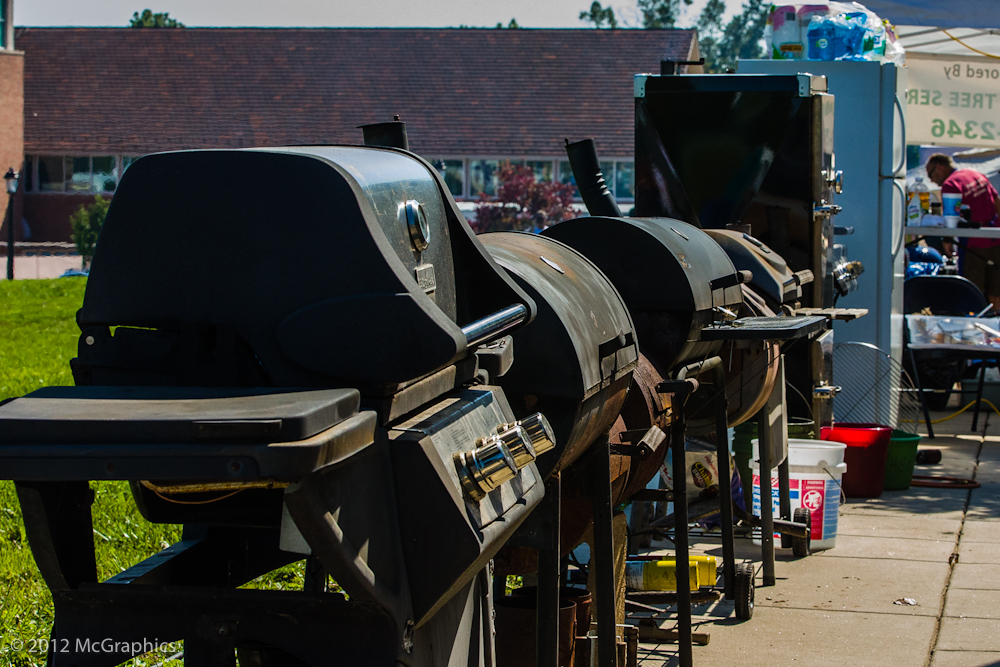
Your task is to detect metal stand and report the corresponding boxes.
[670,405,693,667]
[710,362,736,601]
[505,472,563,667]
[908,345,935,439]
[585,441,618,667]
[755,409,776,587]
[537,474,562,667]
[973,364,986,432]
[778,460,792,548]
[652,377,698,667]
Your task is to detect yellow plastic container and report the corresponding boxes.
[624,557,717,592]
[690,555,717,585]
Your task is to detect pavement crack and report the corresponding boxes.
[925,414,986,667]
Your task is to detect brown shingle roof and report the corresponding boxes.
[16,27,695,157]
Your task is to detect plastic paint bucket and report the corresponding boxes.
[751,438,847,551]
[821,423,892,498]
[884,430,921,490]
[732,418,815,509]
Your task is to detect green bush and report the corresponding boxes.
[69,195,111,269]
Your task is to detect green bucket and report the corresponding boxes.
[732,418,815,508]
[883,430,921,491]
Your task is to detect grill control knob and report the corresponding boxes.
[455,439,518,501]
[519,412,556,456]
[495,424,536,468]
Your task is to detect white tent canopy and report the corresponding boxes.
[897,26,1000,57]
[863,0,1000,29]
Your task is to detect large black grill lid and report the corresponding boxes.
[481,232,637,475]
[542,216,742,371]
[543,216,741,313]
[76,147,535,392]
[634,73,825,229]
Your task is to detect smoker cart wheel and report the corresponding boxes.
[792,507,811,558]
[734,563,755,621]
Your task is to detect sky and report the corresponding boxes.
[16,0,739,29]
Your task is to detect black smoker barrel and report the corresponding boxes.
[481,232,638,477]
[543,216,744,374]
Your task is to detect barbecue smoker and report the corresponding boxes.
[633,70,866,426]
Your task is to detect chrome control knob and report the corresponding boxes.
[519,412,556,456]
[456,439,518,501]
[496,424,536,468]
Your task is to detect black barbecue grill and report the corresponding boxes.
[0,144,561,667]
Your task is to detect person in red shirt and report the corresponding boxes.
[926,153,1000,307]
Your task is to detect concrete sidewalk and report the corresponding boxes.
[635,409,1000,667]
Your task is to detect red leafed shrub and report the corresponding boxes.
[470,162,577,234]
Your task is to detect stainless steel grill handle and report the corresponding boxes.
[462,304,529,347]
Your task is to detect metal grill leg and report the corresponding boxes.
[588,442,618,667]
[537,474,562,667]
[756,409,776,587]
[713,364,736,601]
[909,346,935,438]
[973,364,986,432]
[671,411,693,667]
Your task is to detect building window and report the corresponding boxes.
[37,156,64,192]
[66,157,91,192]
[0,0,6,50]
[430,159,464,198]
[525,161,554,183]
[92,156,118,191]
[26,155,122,193]
[615,161,635,200]
[470,160,501,197]
[66,156,117,192]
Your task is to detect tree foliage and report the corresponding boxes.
[638,0,693,28]
[580,2,618,29]
[70,196,111,268]
[714,0,770,70]
[130,9,185,28]
[695,0,770,71]
[695,0,726,70]
[495,18,521,29]
[471,163,576,234]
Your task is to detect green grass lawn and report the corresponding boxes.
[0,279,306,666]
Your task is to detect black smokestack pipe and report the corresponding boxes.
[359,115,409,150]
[565,138,622,218]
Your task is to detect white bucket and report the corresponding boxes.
[750,438,847,551]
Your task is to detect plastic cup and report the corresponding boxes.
[942,193,962,217]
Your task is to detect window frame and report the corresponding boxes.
[24,155,140,194]
[426,155,468,200]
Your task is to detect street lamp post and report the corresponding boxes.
[4,168,18,281]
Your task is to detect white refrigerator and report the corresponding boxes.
[738,59,908,426]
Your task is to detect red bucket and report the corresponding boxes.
[820,423,893,498]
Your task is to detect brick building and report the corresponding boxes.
[2,23,698,243]
[0,0,23,242]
